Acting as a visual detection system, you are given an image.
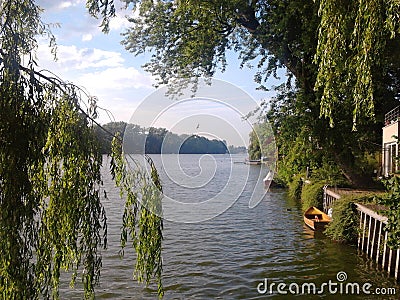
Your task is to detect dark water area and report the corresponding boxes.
[61,154,399,299]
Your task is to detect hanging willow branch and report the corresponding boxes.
[110,136,164,297]
[0,0,163,298]
[314,0,400,129]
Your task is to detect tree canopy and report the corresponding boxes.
[107,0,400,123]
[0,0,163,298]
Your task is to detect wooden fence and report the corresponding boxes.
[322,187,400,281]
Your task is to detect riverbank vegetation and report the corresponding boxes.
[324,196,363,245]
[300,181,326,213]
[247,123,276,162]
[377,177,400,249]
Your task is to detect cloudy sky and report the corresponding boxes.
[35,0,281,146]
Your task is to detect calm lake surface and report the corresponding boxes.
[62,154,399,299]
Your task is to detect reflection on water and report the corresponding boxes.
[61,154,399,299]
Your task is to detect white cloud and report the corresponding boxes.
[96,97,141,124]
[108,2,143,32]
[59,2,73,9]
[37,44,124,71]
[109,15,131,31]
[78,66,153,91]
[82,34,93,42]
[36,40,154,92]
[38,0,84,11]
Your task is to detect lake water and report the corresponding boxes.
[62,154,399,299]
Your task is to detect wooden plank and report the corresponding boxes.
[371,218,377,259]
[376,221,382,263]
[358,211,363,249]
[325,189,341,199]
[367,215,372,256]
[362,213,367,251]
[395,249,400,280]
[383,231,388,268]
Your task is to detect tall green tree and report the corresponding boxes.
[100,0,400,186]
[0,1,163,298]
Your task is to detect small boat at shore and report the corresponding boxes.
[263,170,274,187]
[303,206,332,231]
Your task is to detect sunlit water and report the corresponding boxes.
[61,154,399,299]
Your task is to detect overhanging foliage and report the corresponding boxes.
[0,0,163,298]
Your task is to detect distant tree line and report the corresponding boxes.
[95,122,246,154]
[228,145,247,154]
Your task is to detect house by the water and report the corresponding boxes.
[382,106,400,176]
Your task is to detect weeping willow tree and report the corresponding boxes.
[0,0,163,298]
[315,0,400,128]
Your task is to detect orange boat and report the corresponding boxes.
[303,206,332,231]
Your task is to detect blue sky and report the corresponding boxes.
[36,0,282,146]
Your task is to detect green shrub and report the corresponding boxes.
[288,174,303,200]
[300,181,325,212]
[311,160,348,186]
[377,176,400,249]
[271,174,286,187]
[325,194,375,244]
